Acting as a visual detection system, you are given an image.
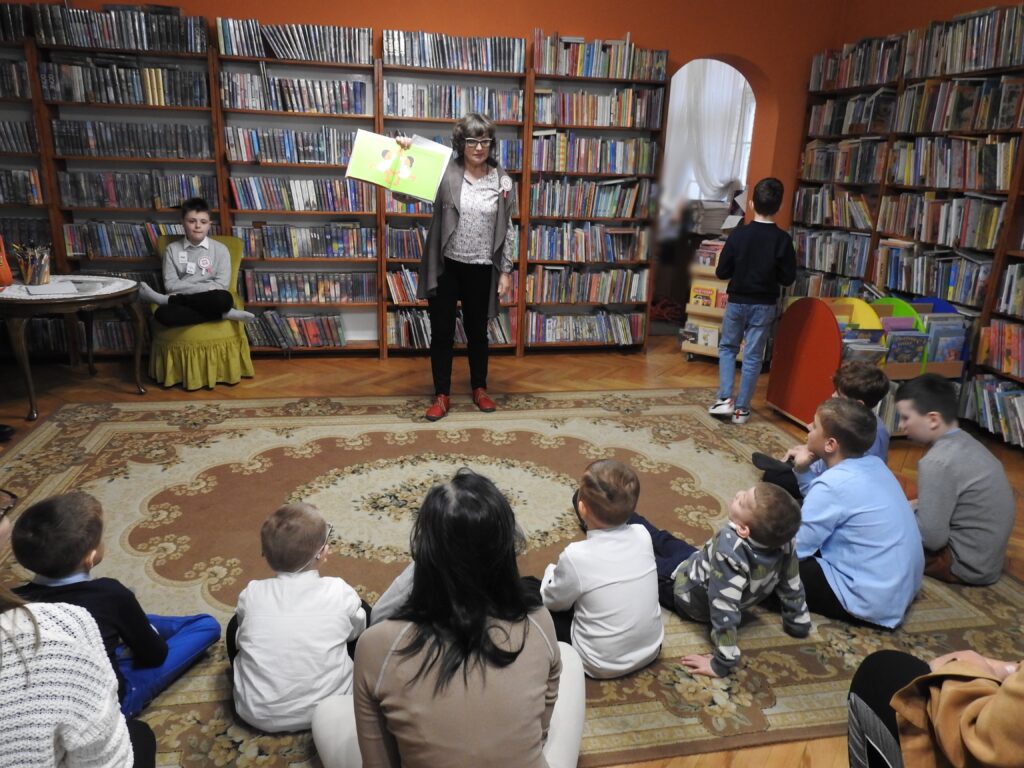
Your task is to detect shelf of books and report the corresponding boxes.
[680,239,734,360]
[524,29,666,351]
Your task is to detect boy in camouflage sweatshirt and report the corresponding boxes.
[630,482,810,677]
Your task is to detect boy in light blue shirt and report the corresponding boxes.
[791,398,923,628]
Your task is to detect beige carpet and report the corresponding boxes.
[1,390,1023,767]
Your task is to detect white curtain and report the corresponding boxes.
[659,59,755,228]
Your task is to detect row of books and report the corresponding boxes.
[791,228,871,278]
[896,76,1024,134]
[224,125,354,166]
[533,87,663,129]
[873,241,993,307]
[996,261,1024,317]
[529,178,652,219]
[58,171,217,210]
[679,321,721,350]
[245,311,349,350]
[215,18,372,65]
[385,225,426,260]
[904,6,1024,78]
[219,70,370,115]
[383,82,523,121]
[977,320,1024,378]
[0,3,26,42]
[0,120,36,154]
[241,270,376,304]
[530,132,657,175]
[387,309,516,348]
[0,169,42,205]
[0,316,143,354]
[792,186,873,230]
[52,119,212,159]
[0,216,49,247]
[384,193,431,215]
[63,221,216,259]
[808,88,896,137]
[961,373,1024,447]
[878,193,1005,250]
[0,60,28,99]
[532,30,667,82]
[525,266,648,304]
[525,310,645,345]
[382,30,525,74]
[229,176,375,213]
[234,223,377,260]
[385,267,420,304]
[887,135,1018,191]
[31,4,208,54]
[800,138,887,184]
[39,57,209,107]
[809,35,905,92]
[527,222,649,263]
[784,270,864,299]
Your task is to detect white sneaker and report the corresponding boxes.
[708,398,734,416]
[731,409,751,425]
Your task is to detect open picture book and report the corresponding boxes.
[345,129,453,203]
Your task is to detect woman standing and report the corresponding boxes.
[399,113,517,421]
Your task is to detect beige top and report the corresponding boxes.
[354,608,561,768]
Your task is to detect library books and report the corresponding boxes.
[383,82,524,121]
[0,217,49,248]
[64,221,166,259]
[874,243,992,307]
[532,29,667,81]
[886,135,1018,192]
[58,171,217,210]
[791,228,871,278]
[877,193,1006,250]
[530,132,657,175]
[978,319,1024,378]
[784,269,863,299]
[525,309,645,345]
[0,3,27,42]
[529,222,648,263]
[52,119,212,159]
[0,169,42,205]
[39,56,209,107]
[31,4,208,54]
[229,176,375,212]
[886,330,929,362]
[385,224,427,260]
[961,373,1024,446]
[0,60,29,99]
[0,120,37,154]
[808,88,897,136]
[530,177,652,219]
[695,240,724,268]
[995,261,1024,317]
[689,282,717,307]
[246,310,348,350]
[895,76,1024,133]
[921,313,968,362]
[533,87,663,129]
[810,35,905,91]
[800,137,886,184]
[904,6,1024,79]
[219,69,369,115]
[382,30,525,73]
[793,185,873,230]
[225,126,355,166]
[3,316,143,354]
[215,17,264,57]
[842,340,888,364]
[216,18,372,65]
[241,270,376,304]
[384,192,432,215]
[387,308,515,348]
[386,267,419,303]
[233,223,376,260]
[525,266,647,304]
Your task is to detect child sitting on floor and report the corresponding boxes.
[12,491,220,718]
[631,482,810,678]
[230,502,367,732]
[539,459,664,678]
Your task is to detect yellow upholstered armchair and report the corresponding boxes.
[149,234,255,390]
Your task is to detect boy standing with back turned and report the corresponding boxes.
[709,177,797,425]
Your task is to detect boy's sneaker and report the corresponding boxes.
[708,398,734,416]
[731,408,751,425]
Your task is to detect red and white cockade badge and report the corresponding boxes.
[198,256,211,275]
[500,175,513,198]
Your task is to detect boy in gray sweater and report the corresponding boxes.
[895,374,1015,585]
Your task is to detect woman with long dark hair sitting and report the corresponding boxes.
[312,469,585,768]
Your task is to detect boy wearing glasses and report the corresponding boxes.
[230,502,366,732]
[11,491,220,717]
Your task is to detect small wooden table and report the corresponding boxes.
[0,275,148,420]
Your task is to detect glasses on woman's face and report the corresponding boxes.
[0,488,17,522]
[464,138,493,150]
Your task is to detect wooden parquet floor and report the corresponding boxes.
[1,336,1021,768]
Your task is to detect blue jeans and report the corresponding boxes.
[717,302,776,411]
[629,513,697,609]
[118,613,220,718]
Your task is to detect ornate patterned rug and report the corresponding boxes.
[1,389,1022,767]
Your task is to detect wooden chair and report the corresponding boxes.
[149,234,254,390]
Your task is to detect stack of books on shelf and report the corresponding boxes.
[52,120,212,159]
[792,228,871,277]
[978,319,1024,378]
[386,267,419,304]
[793,185,873,230]
[960,374,1024,446]
[525,310,644,344]
[0,60,29,98]
[387,309,515,348]
[809,35,905,91]
[383,82,522,121]
[384,192,431,215]
[873,242,992,307]
[786,271,864,299]
[382,30,525,73]
[64,221,196,260]
[0,218,49,247]
[808,88,896,136]
[229,176,374,212]
[233,223,375,259]
[217,18,372,65]
[904,6,1024,77]
[0,3,27,41]
[529,222,648,262]
[241,270,376,304]
[995,261,1024,317]
[532,30,667,81]
[385,225,427,260]
[886,135,1017,191]
[679,322,723,351]
[0,316,143,355]
[688,281,727,309]
[530,178,651,218]
[883,316,929,363]
[40,55,210,107]
[895,76,1024,133]
[31,5,208,54]
[58,171,217,209]
[877,193,1005,250]
[533,88,663,129]
[246,311,348,350]
[0,120,36,153]
[0,169,42,204]
[225,126,355,166]
[919,311,969,362]
[525,266,647,304]
[219,68,369,114]
[694,240,724,268]
[840,325,887,365]
[530,132,657,175]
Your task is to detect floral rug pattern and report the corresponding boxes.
[1,390,1022,767]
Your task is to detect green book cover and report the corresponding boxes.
[345,129,452,203]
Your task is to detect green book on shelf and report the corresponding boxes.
[345,129,452,204]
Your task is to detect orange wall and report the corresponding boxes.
[20,0,846,225]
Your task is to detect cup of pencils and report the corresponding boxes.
[13,243,51,285]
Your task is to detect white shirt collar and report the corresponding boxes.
[32,570,91,587]
[184,236,209,249]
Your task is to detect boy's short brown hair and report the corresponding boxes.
[578,459,639,527]
[816,398,877,458]
[260,502,328,572]
[832,361,890,409]
[11,492,104,578]
[747,483,802,547]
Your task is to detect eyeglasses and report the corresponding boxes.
[0,488,17,521]
[464,139,493,149]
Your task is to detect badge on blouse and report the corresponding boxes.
[185,263,196,275]
[198,257,211,270]
[500,175,513,192]
[177,253,188,264]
